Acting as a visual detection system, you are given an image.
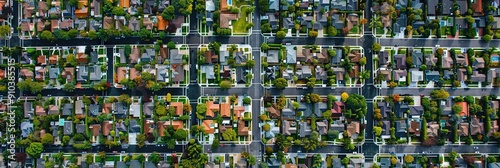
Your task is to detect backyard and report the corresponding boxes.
[232,6,252,34]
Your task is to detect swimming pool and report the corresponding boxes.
[492,56,500,63]
[228,0,232,6]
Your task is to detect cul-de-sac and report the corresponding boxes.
[2,0,500,167]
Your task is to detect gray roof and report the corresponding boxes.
[130,160,141,168]
[21,121,34,138]
[412,49,423,67]
[157,65,168,82]
[267,50,279,63]
[77,65,88,82]
[425,71,440,82]
[143,102,154,116]
[52,124,59,136]
[90,51,98,63]
[49,67,59,79]
[116,161,127,168]
[24,102,34,118]
[76,124,86,133]
[205,0,215,11]
[89,65,102,81]
[116,102,128,115]
[145,161,156,168]
[142,48,155,62]
[64,121,73,135]
[62,103,73,116]
[129,119,141,133]
[286,45,296,64]
[169,49,183,64]
[202,65,215,80]
[236,67,247,84]
[299,121,312,137]
[234,51,246,64]
[269,0,279,11]
[89,104,100,116]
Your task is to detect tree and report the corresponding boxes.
[487,156,497,163]
[274,78,288,89]
[404,155,414,164]
[310,93,321,103]
[174,129,187,141]
[40,30,54,41]
[341,92,349,102]
[263,123,271,131]
[112,6,125,16]
[67,29,78,39]
[345,94,367,119]
[246,60,255,68]
[327,26,338,36]
[391,157,398,165]
[148,153,160,164]
[359,57,367,65]
[88,30,98,40]
[449,151,459,161]
[276,31,286,38]
[452,105,463,114]
[26,142,44,158]
[167,41,176,49]
[41,134,54,145]
[220,80,232,89]
[247,155,257,166]
[341,157,350,165]
[373,126,382,136]
[136,134,146,148]
[196,104,207,119]
[258,0,270,13]
[183,104,192,113]
[372,42,381,52]
[430,89,450,100]
[62,83,76,92]
[68,0,79,6]
[162,6,176,20]
[308,30,318,37]
[261,43,270,51]
[166,93,172,102]
[222,128,237,141]
[327,130,339,139]
[265,146,274,155]
[483,34,492,42]
[139,28,153,41]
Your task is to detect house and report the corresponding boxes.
[409,105,423,117]
[20,68,34,79]
[76,124,86,133]
[394,70,407,82]
[316,121,328,135]
[471,117,484,135]
[394,54,407,69]
[172,64,185,83]
[298,121,312,137]
[379,51,389,66]
[346,122,360,138]
[102,121,113,136]
[238,119,249,135]
[470,71,486,82]
[411,70,424,83]
[409,120,421,136]
[169,49,183,64]
[425,71,440,82]
[457,122,469,136]
[202,120,215,134]
[143,102,154,117]
[35,105,46,116]
[473,57,485,68]
[427,122,439,137]
[377,102,391,118]
[128,17,140,31]
[75,100,84,115]
[24,102,34,118]
[267,50,279,64]
[412,50,423,67]
[331,102,344,117]
[130,103,141,118]
[425,54,438,68]
[21,122,34,138]
[219,13,238,28]
[63,121,73,135]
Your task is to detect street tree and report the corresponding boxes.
[27,142,44,158]
[372,42,382,52]
[220,80,232,89]
[162,6,176,20]
[258,0,270,13]
[276,31,286,38]
[404,155,414,164]
[62,83,76,92]
[274,78,288,89]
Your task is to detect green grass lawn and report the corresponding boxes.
[233,0,251,7]
[350,26,359,34]
[232,6,251,34]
